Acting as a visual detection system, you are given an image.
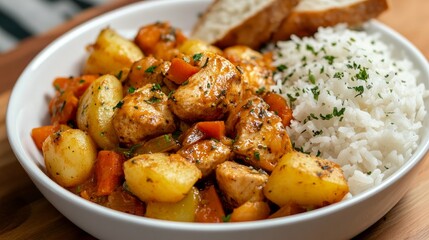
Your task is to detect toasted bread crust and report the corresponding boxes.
[272,0,389,41]
[192,0,299,49]
[214,0,299,49]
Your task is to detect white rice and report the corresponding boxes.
[271,25,427,195]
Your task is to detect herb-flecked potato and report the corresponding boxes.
[77,74,123,149]
[42,129,97,187]
[264,151,349,208]
[83,28,143,81]
[124,153,202,203]
[145,187,200,222]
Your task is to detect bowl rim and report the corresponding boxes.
[6,0,429,233]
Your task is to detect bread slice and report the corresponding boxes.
[272,0,389,41]
[191,0,299,49]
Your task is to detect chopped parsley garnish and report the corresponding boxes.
[151,83,162,91]
[192,53,203,62]
[113,100,124,110]
[145,65,157,73]
[115,70,123,80]
[256,86,265,95]
[128,86,136,93]
[144,96,161,104]
[323,55,335,65]
[352,85,364,97]
[254,151,260,160]
[356,67,369,81]
[311,86,320,100]
[276,64,287,72]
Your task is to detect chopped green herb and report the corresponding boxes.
[276,64,287,72]
[113,100,124,110]
[254,151,260,160]
[128,86,136,93]
[115,70,123,80]
[256,86,265,95]
[323,55,335,65]
[151,83,162,91]
[145,65,157,73]
[192,53,203,62]
[144,97,161,104]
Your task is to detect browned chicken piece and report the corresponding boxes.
[216,161,268,208]
[123,56,171,94]
[223,46,275,111]
[112,83,176,146]
[178,139,232,177]
[134,21,187,61]
[226,96,292,172]
[168,52,241,122]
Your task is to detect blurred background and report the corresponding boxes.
[0,0,108,53]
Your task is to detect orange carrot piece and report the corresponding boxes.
[73,74,98,97]
[196,121,225,140]
[195,185,225,223]
[268,202,305,219]
[230,201,271,222]
[95,150,125,196]
[263,92,293,127]
[52,74,98,97]
[49,90,79,125]
[31,125,57,150]
[134,25,162,55]
[167,58,200,84]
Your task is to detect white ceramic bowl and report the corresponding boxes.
[6,0,429,239]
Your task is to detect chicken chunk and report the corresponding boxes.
[224,46,275,110]
[168,52,241,122]
[226,96,292,172]
[216,161,268,208]
[123,56,171,94]
[178,139,232,177]
[112,83,176,146]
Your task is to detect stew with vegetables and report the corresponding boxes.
[32,21,349,223]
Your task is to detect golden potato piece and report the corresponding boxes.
[124,153,202,203]
[264,151,349,208]
[77,75,123,149]
[146,187,200,222]
[42,129,97,187]
[178,39,222,56]
[83,28,143,81]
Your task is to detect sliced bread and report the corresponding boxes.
[272,0,389,41]
[191,0,299,49]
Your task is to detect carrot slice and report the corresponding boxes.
[31,125,57,150]
[167,58,200,84]
[263,92,293,127]
[52,74,98,97]
[95,150,125,196]
[49,90,79,125]
[196,121,225,140]
[230,201,271,222]
[195,185,225,223]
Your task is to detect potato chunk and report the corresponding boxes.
[77,75,123,149]
[264,151,349,208]
[146,187,200,222]
[42,129,97,187]
[84,28,143,81]
[124,153,202,203]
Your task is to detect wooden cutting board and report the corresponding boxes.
[1,0,428,239]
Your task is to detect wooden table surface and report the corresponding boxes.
[1,0,428,239]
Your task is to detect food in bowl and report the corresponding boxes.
[31,21,354,223]
[6,0,429,239]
